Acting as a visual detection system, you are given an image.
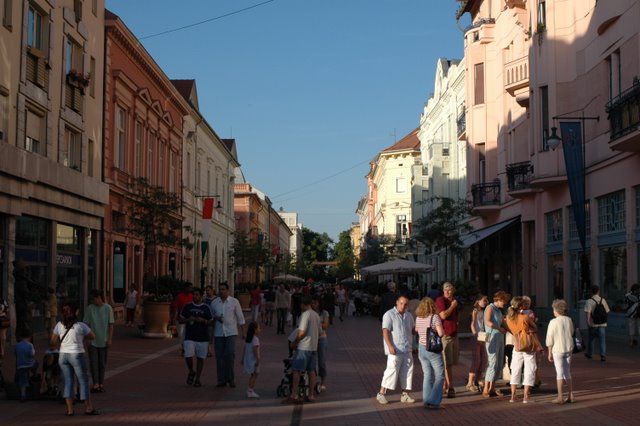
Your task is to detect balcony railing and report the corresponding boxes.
[471,180,500,207]
[506,161,534,192]
[457,113,466,137]
[504,56,529,95]
[606,78,640,141]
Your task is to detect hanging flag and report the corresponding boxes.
[560,121,586,250]
[202,198,214,219]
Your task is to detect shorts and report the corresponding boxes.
[442,335,459,366]
[291,349,317,373]
[183,340,208,359]
[552,352,572,380]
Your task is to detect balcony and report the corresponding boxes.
[607,78,640,152]
[471,180,501,208]
[465,18,495,45]
[504,56,529,101]
[457,112,466,140]
[505,160,535,196]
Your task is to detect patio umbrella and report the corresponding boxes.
[273,273,305,283]
[360,259,434,276]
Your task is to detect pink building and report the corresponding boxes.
[458,0,640,327]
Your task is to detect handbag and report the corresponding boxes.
[426,315,443,353]
[573,327,584,353]
[477,331,488,342]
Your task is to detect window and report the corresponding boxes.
[88,139,94,177]
[196,160,201,192]
[207,169,211,196]
[158,140,165,187]
[568,202,591,240]
[442,143,450,156]
[73,0,82,22]
[601,246,626,303]
[396,177,406,193]
[607,50,621,100]
[540,86,549,150]
[396,215,408,243]
[89,56,96,97]
[25,109,45,155]
[474,63,485,105]
[598,190,626,233]
[134,121,142,176]
[185,151,191,189]
[114,106,126,170]
[147,132,155,183]
[3,0,12,29]
[26,4,48,88]
[478,143,486,184]
[62,127,81,170]
[92,0,97,16]
[0,92,7,142]
[546,209,563,243]
[537,1,546,28]
[169,150,176,192]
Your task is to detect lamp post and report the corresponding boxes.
[547,114,599,305]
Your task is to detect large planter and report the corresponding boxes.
[142,301,172,338]
[237,293,251,310]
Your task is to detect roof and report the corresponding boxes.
[171,79,198,108]
[382,127,420,153]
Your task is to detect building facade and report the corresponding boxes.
[1,0,108,332]
[173,80,238,291]
[103,11,189,308]
[277,209,303,264]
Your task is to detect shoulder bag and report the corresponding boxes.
[426,315,443,353]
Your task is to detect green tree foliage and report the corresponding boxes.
[333,230,356,280]
[229,229,271,284]
[359,233,392,267]
[413,196,474,277]
[301,227,333,280]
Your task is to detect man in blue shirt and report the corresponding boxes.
[180,288,213,387]
[376,294,415,405]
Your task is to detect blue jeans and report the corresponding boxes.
[418,345,444,406]
[317,337,327,378]
[587,326,606,357]
[214,335,236,385]
[59,352,90,400]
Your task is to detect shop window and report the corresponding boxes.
[598,190,626,233]
[600,246,626,304]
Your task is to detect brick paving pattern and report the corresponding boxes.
[1,313,640,425]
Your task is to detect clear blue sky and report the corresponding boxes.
[105,0,466,242]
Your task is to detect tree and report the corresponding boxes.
[229,229,271,285]
[127,177,188,296]
[359,233,392,268]
[413,197,474,279]
[301,227,333,281]
[333,230,356,280]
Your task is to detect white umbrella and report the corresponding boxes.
[360,259,434,276]
[273,273,305,283]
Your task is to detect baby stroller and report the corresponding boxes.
[276,357,321,397]
[40,349,62,399]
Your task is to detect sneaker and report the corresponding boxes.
[247,390,260,398]
[400,393,415,403]
[376,393,389,405]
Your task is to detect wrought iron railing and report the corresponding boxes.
[471,180,501,207]
[606,78,640,141]
[506,161,534,191]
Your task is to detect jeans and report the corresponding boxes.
[276,308,287,334]
[317,337,327,378]
[214,335,237,385]
[59,352,90,400]
[89,345,108,386]
[587,326,606,357]
[418,345,444,406]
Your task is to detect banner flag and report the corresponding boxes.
[560,121,586,250]
[202,197,214,220]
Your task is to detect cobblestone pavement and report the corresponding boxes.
[1,312,640,425]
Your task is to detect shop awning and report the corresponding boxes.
[461,217,520,249]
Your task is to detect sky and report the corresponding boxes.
[105,0,466,242]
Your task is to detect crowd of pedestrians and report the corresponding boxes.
[374,281,586,409]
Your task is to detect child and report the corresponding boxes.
[521,296,542,388]
[242,322,261,398]
[15,328,38,402]
[466,294,488,393]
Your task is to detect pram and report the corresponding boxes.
[40,349,62,398]
[276,333,321,397]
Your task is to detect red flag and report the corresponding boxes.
[202,198,214,219]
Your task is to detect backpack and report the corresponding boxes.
[591,297,608,325]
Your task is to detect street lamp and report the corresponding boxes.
[547,114,599,304]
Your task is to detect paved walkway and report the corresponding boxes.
[1,313,640,425]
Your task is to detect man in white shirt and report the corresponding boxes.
[584,285,610,362]
[210,283,245,387]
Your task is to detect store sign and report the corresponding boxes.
[56,254,80,266]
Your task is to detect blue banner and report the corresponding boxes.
[560,121,586,250]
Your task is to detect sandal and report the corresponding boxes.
[482,392,491,398]
[465,384,479,393]
[564,397,575,403]
[551,398,565,404]
[493,389,504,397]
[84,409,100,415]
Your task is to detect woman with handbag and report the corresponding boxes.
[466,294,488,393]
[505,296,540,403]
[545,299,575,404]
[482,291,509,398]
[414,297,445,409]
[50,303,99,416]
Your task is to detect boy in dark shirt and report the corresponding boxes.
[179,288,213,387]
